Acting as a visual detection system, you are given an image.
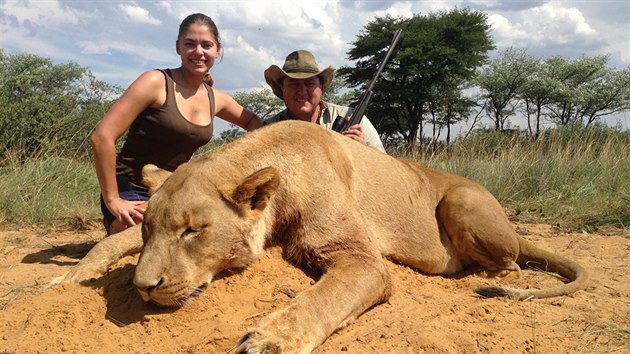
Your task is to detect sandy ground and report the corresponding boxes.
[1,223,628,354]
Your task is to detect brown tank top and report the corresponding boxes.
[116,69,215,189]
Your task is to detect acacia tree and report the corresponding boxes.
[544,55,611,126]
[490,52,630,138]
[518,56,561,140]
[475,47,537,132]
[427,81,476,149]
[554,60,630,127]
[577,67,630,126]
[232,87,284,121]
[339,9,494,148]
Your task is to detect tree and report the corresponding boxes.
[217,127,246,144]
[518,56,559,140]
[0,50,121,160]
[323,75,354,106]
[427,81,477,149]
[232,87,284,121]
[475,47,537,131]
[339,9,494,148]
[221,87,284,144]
[517,54,630,137]
[568,65,630,127]
[55,71,122,157]
[476,51,630,139]
[544,55,612,126]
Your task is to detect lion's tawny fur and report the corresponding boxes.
[65,120,587,354]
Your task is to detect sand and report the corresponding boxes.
[1,223,628,353]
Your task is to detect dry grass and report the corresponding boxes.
[393,126,630,231]
[1,125,628,232]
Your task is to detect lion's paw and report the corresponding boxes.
[235,331,283,354]
[61,262,107,284]
[46,274,66,288]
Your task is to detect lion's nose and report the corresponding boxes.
[133,276,164,300]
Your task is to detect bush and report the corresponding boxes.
[0,50,121,162]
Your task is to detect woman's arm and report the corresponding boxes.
[212,88,265,131]
[91,70,166,226]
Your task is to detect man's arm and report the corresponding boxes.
[359,117,386,153]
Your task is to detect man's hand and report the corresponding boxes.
[342,124,365,144]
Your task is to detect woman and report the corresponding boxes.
[91,13,263,235]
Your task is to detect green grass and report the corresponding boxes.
[1,125,628,233]
[398,126,630,232]
[0,153,99,227]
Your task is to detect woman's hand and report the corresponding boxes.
[107,198,148,228]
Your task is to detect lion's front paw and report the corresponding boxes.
[235,331,282,354]
[61,262,107,284]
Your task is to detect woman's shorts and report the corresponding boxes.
[100,175,150,234]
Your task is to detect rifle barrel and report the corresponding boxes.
[366,29,402,93]
[332,28,403,133]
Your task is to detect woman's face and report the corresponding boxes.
[176,23,220,75]
[282,76,323,122]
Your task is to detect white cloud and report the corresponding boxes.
[211,1,347,68]
[78,40,174,63]
[487,13,527,48]
[527,3,596,40]
[156,1,174,15]
[0,0,95,51]
[0,0,97,61]
[1,0,626,92]
[468,0,502,7]
[0,0,626,134]
[371,1,415,19]
[118,4,161,25]
[1,0,87,25]
[488,2,598,50]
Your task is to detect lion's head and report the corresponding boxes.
[132,162,280,306]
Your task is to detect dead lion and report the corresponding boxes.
[64,120,587,354]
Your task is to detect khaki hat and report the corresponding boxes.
[264,50,335,99]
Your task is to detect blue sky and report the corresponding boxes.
[1,0,629,132]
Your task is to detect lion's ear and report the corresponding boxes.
[226,167,280,216]
[142,164,172,195]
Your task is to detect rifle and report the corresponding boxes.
[331,29,402,133]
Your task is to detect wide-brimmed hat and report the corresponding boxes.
[264,50,335,99]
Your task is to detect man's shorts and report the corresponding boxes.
[100,175,150,235]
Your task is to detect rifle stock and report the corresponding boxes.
[332,29,402,133]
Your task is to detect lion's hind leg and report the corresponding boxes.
[437,183,588,300]
[477,263,522,282]
[437,184,522,280]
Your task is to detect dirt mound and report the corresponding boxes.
[1,224,628,353]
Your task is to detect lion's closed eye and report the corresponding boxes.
[181,224,210,239]
[181,227,199,239]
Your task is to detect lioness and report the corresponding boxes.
[65,120,587,354]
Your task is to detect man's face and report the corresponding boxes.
[281,76,323,121]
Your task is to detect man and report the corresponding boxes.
[264,50,386,153]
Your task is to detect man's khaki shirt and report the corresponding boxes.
[264,101,386,153]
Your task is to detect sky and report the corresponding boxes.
[1,0,629,132]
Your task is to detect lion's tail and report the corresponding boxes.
[476,237,588,300]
